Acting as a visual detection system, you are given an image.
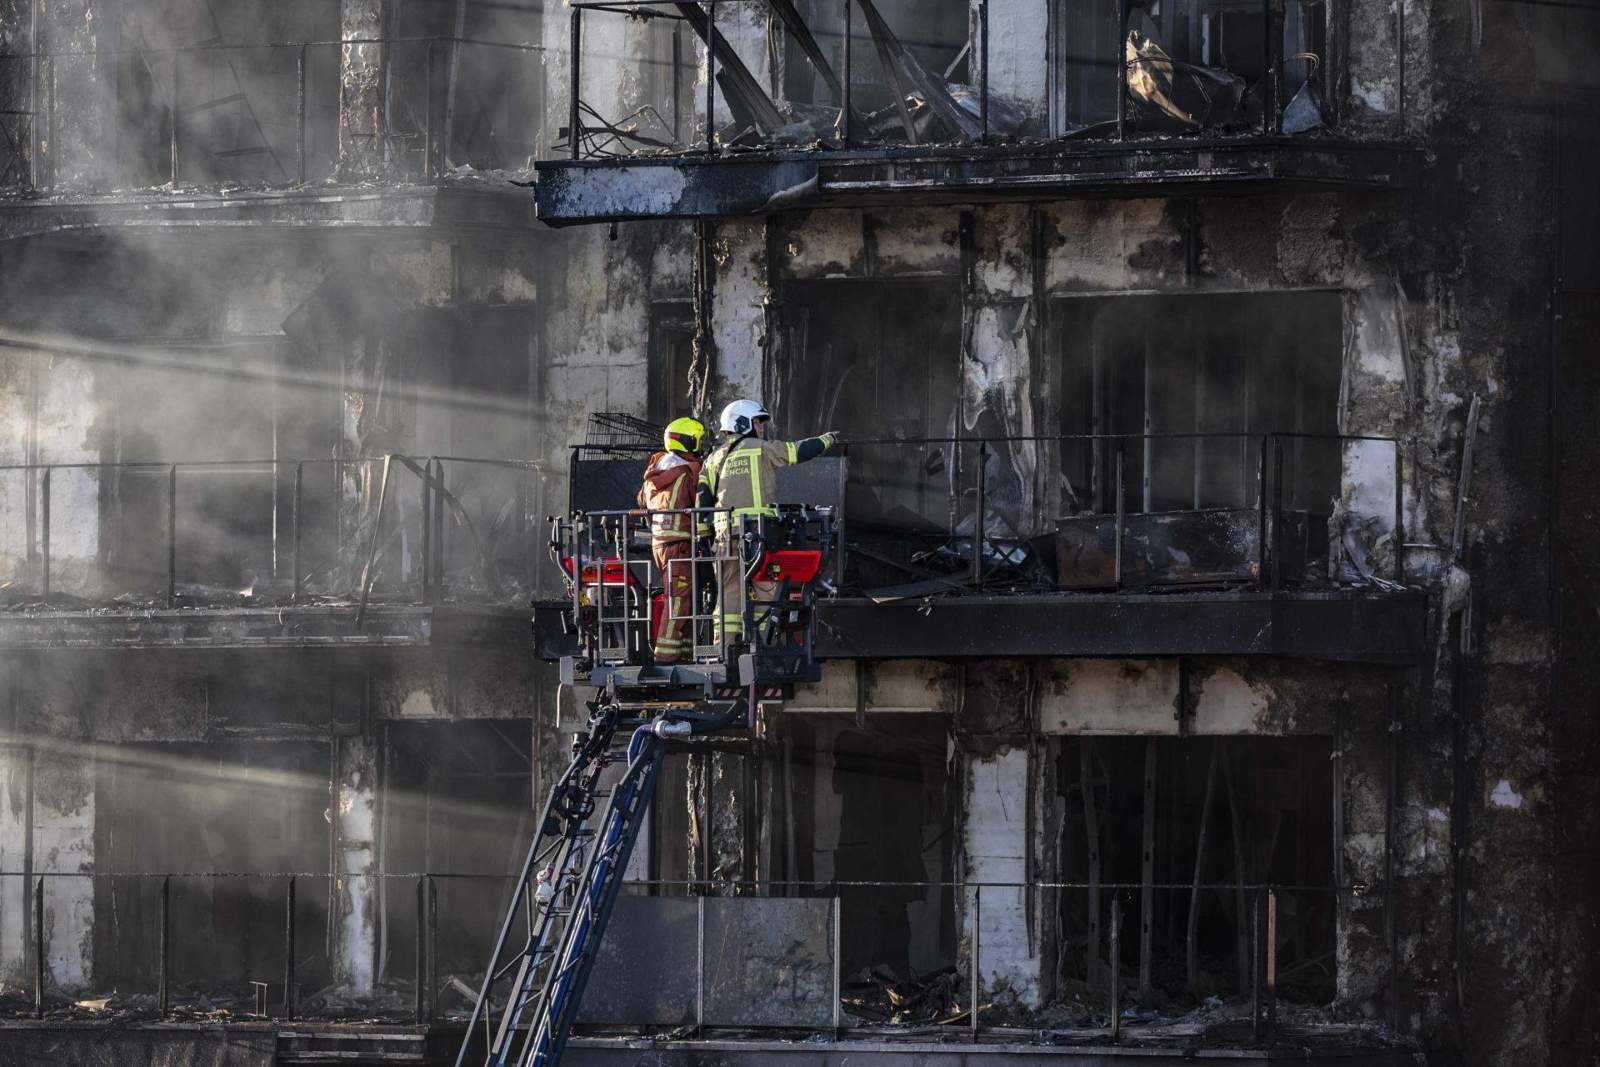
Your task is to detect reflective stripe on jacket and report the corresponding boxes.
[637,451,708,542]
[699,437,800,532]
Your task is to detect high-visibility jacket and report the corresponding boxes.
[637,451,709,543]
[698,432,836,535]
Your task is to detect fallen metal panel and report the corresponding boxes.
[702,898,834,1027]
[580,897,699,1026]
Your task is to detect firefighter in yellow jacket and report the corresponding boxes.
[697,399,839,643]
[637,417,711,664]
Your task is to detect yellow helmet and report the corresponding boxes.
[663,416,707,456]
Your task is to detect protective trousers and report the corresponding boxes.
[652,540,694,662]
[715,535,775,643]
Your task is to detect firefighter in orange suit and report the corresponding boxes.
[637,417,712,665]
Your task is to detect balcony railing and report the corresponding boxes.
[0,35,548,194]
[560,0,1407,161]
[835,431,1405,596]
[0,869,1373,1035]
[0,455,559,612]
[0,431,1402,618]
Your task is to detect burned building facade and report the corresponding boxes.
[0,0,1597,1065]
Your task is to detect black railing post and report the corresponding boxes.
[432,460,446,598]
[425,40,437,179]
[840,0,852,145]
[283,876,296,1017]
[979,0,990,142]
[415,876,426,1023]
[1396,0,1406,136]
[1110,894,1122,1040]
[569,9,582,160]
[39,467,49,601]
[1271,437,1284,590]
[705,0,717,155]
[1253,435,1267,586]
[167,465,178,606]
[1114,442,1125,589]
[1265,888,1278,1036]
[32,876,43,1018]
[969,885,980,1041]
[1270,0,1283,134]
[47,58,56,189]
[169,53,180,183]
[971,441,987,587]
[1394,439,1405,583]
[1261,0,1272,134]
[420,458,434,605]
[1116,0,1128,140]
[296,44,308,182]
[1251,887,1263,1039]
[427,875,438,1021]
[292,462,304,602]
[159,876,170,1017]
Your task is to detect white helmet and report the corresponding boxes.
[719,398,769,435]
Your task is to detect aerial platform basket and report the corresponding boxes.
[550,503,836,706]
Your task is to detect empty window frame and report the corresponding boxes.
[93,741,334,997]
[1048,0,1331,134]
[382,721,535,994]
[1054,291,1341,516]
[1056,736,1336,1005]
[115,0,341,185]
[783,1,968,120]
[647,301,696,427]
[392,0,548,170]
[783,713,957,986]
[772,278,964,587]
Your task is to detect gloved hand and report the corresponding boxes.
[824,430,846,452]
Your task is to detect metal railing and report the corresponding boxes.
[0,869,1382,1038]
[0,455,557,611]
[0,432,1402,613]
[0,35,548,193]
[562,0,1407,160]
[835,431,1404,594]
[556,504,836,672]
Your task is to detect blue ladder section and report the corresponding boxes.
[456,699,742,1067]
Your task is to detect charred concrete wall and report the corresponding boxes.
[521,0,1597,1045]
[0,0,1590,1062]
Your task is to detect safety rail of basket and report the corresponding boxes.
[552,505,835,671]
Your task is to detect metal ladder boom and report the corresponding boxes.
[457,700,724,1067]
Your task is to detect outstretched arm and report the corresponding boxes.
[770,431,842,466]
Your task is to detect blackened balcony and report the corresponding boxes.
[534,0,1421,224]
[0,455,559,649]
[537,427,1427,666]
[0,32,546,240]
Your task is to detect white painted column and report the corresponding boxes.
[332,732,379,995]
[33,748,94,993]
[965,746,1041,1008]
[0,745,30,985]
